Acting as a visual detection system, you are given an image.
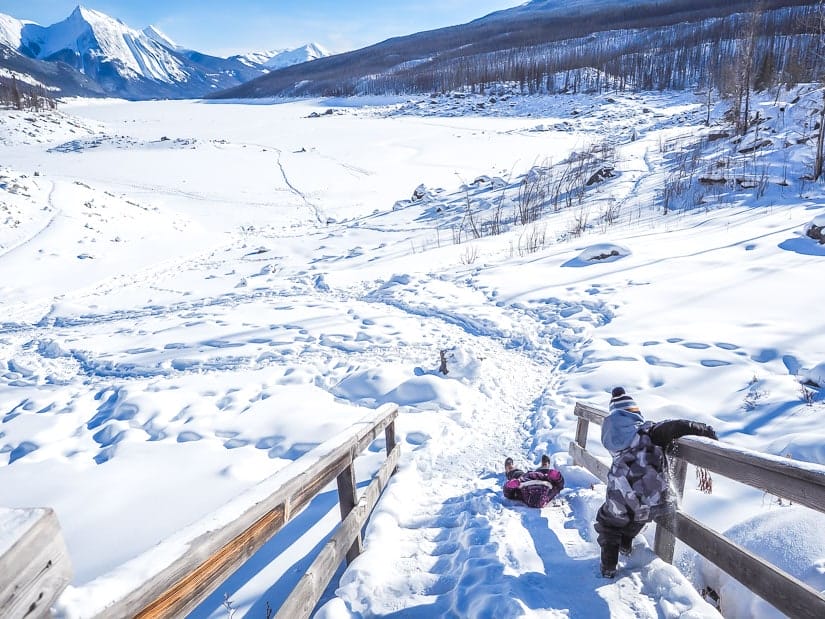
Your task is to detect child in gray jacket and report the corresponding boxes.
[595,387,717,578]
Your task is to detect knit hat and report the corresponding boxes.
[609,386,641,415]
[602,387,645,453]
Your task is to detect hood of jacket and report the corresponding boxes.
[601,408,645,453]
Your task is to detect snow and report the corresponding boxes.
[697,506,825,618]
[0,67,57,90]
[1,84,825,618]
[0,12,30,49]
[0,506,43,557]
[263,43,329,69]
[801,361,825,388]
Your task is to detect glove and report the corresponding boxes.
[688,422,717,440]
[699,423,718,440]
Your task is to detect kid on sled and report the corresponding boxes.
[503,454,565,508]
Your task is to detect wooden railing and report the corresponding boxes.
[569,401,825,619]
[1,403,399,619]
[0,507,72,617]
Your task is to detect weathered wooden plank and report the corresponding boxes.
[568,441,609,483]
[336,463,362,564]
[134,506,285,619]
[672,437,825,512]
[88,404,399,619]
[275,442,401,619]
[573,402,608,426]
[0,508,72,619]
[355,406,398,454]
[384,421,396,453]
[660,510,825,619]
[291,453,351,516]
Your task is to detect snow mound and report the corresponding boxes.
[696,506,825,618]
[804,212,825,244]
[564,242,631,266]
[800,361,825,387]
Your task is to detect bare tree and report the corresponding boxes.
[10,77,22,110]
[813,0,825,180]
[729,5,762,135]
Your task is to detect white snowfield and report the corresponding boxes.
[1,85,824,618]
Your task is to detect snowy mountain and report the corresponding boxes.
[0,5,323,100]
[0,13,28,49]
[231,43,330,71]
[20,6,187,84]
[1,11,107,98]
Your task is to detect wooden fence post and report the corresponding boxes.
[336,454,363,565]
[574,417,589,449]
[654,456,687,563]
[385,420,398,474]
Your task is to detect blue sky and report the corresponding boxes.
[0,1,524,55]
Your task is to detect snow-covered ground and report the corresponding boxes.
[1,85,824,618]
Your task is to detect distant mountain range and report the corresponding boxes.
[2,0,822,102]
[0,5,329,100]
[231,43,329,71]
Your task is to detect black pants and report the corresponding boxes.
[594,505,646,570]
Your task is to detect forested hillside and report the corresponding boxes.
[212,0,822,99]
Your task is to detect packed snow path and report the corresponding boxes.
[308,275,714,618]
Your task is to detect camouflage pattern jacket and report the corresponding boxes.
[603,422,671,524]
[602,419,716,525]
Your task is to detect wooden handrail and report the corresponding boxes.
[569,402,825,509]
[2,403,399,618]
[569,401,825,619]
[275,439,401,618]
[106,403,398,618]
[0,508,72,618]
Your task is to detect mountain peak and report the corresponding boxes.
[143,24,180,50]
[23,5,187,84]
[262,43,330,69]
[69,4,127,28]
[230,43,331,71]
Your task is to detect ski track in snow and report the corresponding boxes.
[274,149,324,224]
